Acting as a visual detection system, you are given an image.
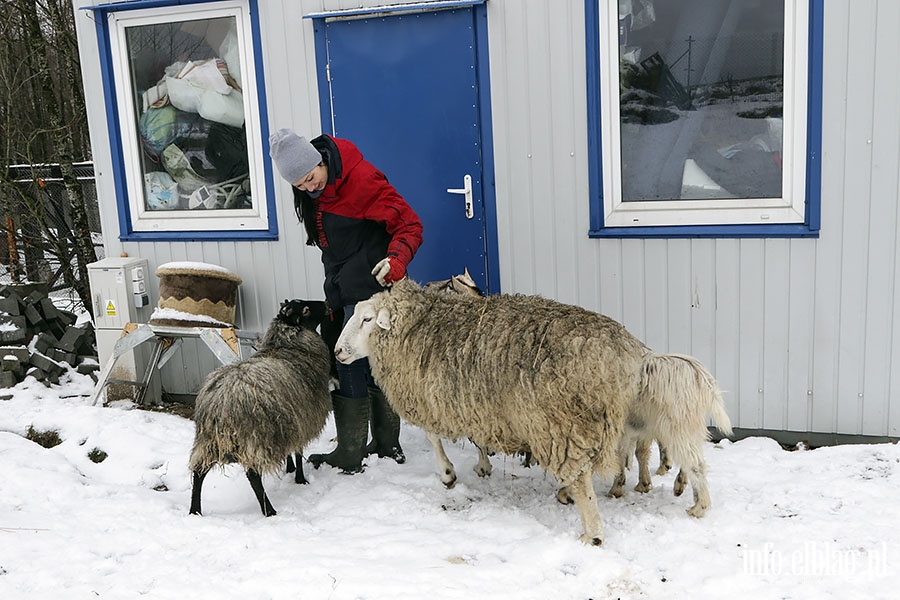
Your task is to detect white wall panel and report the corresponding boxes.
[667,240,692,353]
[738,240,765,429]
[762,239,791,430]
[713,240,742,421]
[834,2,875,435]
[689,239,716,369]
[861,0,900,436]
[786,240,816,431]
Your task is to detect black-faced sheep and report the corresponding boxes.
[189,299,332,517]
[334,279,646,545]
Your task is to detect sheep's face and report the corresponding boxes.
[334,299,391,364]
[277,299,327,330]
[423,268,483,297]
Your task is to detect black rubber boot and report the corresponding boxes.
[309,392,369,473]
[365,386,405,464]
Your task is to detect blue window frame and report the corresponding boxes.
[84,0,277,241]
[585,0,823,238]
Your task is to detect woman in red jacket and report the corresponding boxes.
[269,128,423,473]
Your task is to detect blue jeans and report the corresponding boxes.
[336,304,375,399]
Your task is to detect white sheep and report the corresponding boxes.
[560,353,732,518]
[422,270,504,485]
[426,272,731,517]
[334,279,646,545]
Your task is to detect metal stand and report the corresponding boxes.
[89,323,258,406]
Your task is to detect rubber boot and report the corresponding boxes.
[364,386,405,464]
[309,392,369,473]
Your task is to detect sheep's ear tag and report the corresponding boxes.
[375,308,391,330]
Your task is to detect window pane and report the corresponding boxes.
[618,0,784,202]
[125,17,252,212]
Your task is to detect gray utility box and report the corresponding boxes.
[87,257,156,402]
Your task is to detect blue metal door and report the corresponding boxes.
[313,4,496,292]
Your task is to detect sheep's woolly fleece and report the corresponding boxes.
[356,279,648,486]
[189,317,332,476]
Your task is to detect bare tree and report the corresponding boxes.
[0,0,96,314]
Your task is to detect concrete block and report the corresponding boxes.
[0,370,17,388]
[29,353,65,377]
[56,326,90,353]
[33,332,58,355]
[49,348,77,367]
[23,302,42,326]
[0,346,30,362]
[57,309,78,327]
[25,290,47,304]
[0,295,21,316]
[0,326,26,344]
[25,364,42,377]
[77,362,100,376]
[38,297,62,321]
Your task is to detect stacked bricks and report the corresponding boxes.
[0,283,98,396]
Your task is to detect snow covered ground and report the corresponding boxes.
[1,367,898,600]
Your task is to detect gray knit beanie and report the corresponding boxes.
[268,128,322,184]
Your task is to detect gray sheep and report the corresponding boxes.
[334,279,646,545]
[189,299,332,517]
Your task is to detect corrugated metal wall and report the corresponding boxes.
[75,0,900,438]
[487,0,900,438]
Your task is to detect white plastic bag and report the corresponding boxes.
[144,171,180,211]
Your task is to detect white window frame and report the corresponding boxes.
[596,0,811,230]
[105,0,272,236]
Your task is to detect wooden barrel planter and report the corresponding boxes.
[149,262,242,328]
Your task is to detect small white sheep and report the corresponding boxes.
[566,353,732,517]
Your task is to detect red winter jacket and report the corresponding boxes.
[305,135,423,308]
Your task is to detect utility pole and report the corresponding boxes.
[685,35,694,92]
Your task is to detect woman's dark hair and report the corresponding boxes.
[290,140,334,247]
[292,187,318,246]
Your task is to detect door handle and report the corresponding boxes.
[446,174,473,219]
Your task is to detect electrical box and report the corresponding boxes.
[87,257,157,402]
[89,256,151,330]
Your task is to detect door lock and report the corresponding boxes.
[447,174,473,219]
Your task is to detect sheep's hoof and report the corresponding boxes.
[687,503,708,518]
[555,486,574,505]
[189,509,202,516]
[634,481,652,494]
[655,465,671,476]
[442,471,458,489]
[606,486,624,499]
[473,465,492,478]
[579,533,603,546]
